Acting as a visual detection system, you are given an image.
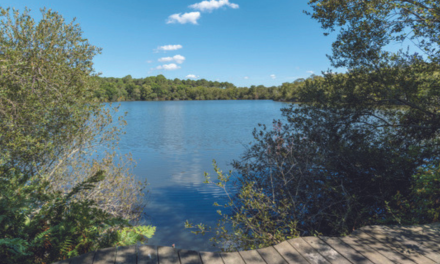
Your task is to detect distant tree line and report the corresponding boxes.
[94,74,323,102]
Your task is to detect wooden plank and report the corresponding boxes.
[288,237,330,264]
[115,245,137,264]
[220,252,245,264]
[199,251,224,264]
[362,226,436,264]
[388,225,440,247]
[138,245,158,264]
[319,237,373,264]
[349,231,416,264]
[381,224,440,241]
[302,237,351,264]
[340,235,395,264]
[273,240,309,264]
[239,250,266,264]
[54,223,440,264]
[406,223,440,237]
[398,225,440,247]
[179,249,202,264]
[157,246,179,264]
[257,246,288,264]
[93,247,117,264]
[377,225,440,262]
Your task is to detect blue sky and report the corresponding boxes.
[2,0,339,87]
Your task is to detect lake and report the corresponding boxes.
[112,100,289,251]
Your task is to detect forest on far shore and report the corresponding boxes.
[94,74,321,102]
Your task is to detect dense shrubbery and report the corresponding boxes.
[385,163,440,224]
[0,8,154,263]
[187,0,440,251]
[188,69,440,251]
[0,170,154,263]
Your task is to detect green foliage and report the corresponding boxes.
[0,7,102,177]
[186,161,300,251]
[386,163,440,224]
[304,0,440,137]
[188,99,439,251]
[0,7,154,263]
[116,225,156,247]
[411,165,440,222]
[0,169,154,263]
[307,0,440,68]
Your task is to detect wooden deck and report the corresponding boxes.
[53,223,440,264]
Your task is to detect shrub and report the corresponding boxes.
[0,7,154,263]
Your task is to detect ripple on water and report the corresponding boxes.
[107,100,290,251]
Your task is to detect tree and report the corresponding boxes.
[301,1,440,152]
[0,8,154,263]
[0,8,101,175]
[307,0,440,68]
[304,0,440,223]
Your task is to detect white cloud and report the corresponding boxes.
[173,55,185,64]
[156,63,181,70]
[158,55,186,64]
[270,74,276,79]
[158,57,173,63]
[244,76,249,80]
[167,12,201,24]
[189,0,239,12]
[307,70,314,74]
[156,44,183,52]
[186,74,198,79]
[146,60,153,63]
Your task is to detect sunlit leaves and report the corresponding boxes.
[0,8,153,263]
[307,0,440,67]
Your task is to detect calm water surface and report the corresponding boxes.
[113,100,289,251]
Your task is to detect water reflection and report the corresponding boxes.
[112,100,289,251]
[145,184,229,251]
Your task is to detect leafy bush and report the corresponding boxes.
[116,226,156,247]
[386,163,440,225]
[186,67,440,249]
[0,169,155,264]
[188,101,439,250]
[49,150,148,223]
[0,7,154,263]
